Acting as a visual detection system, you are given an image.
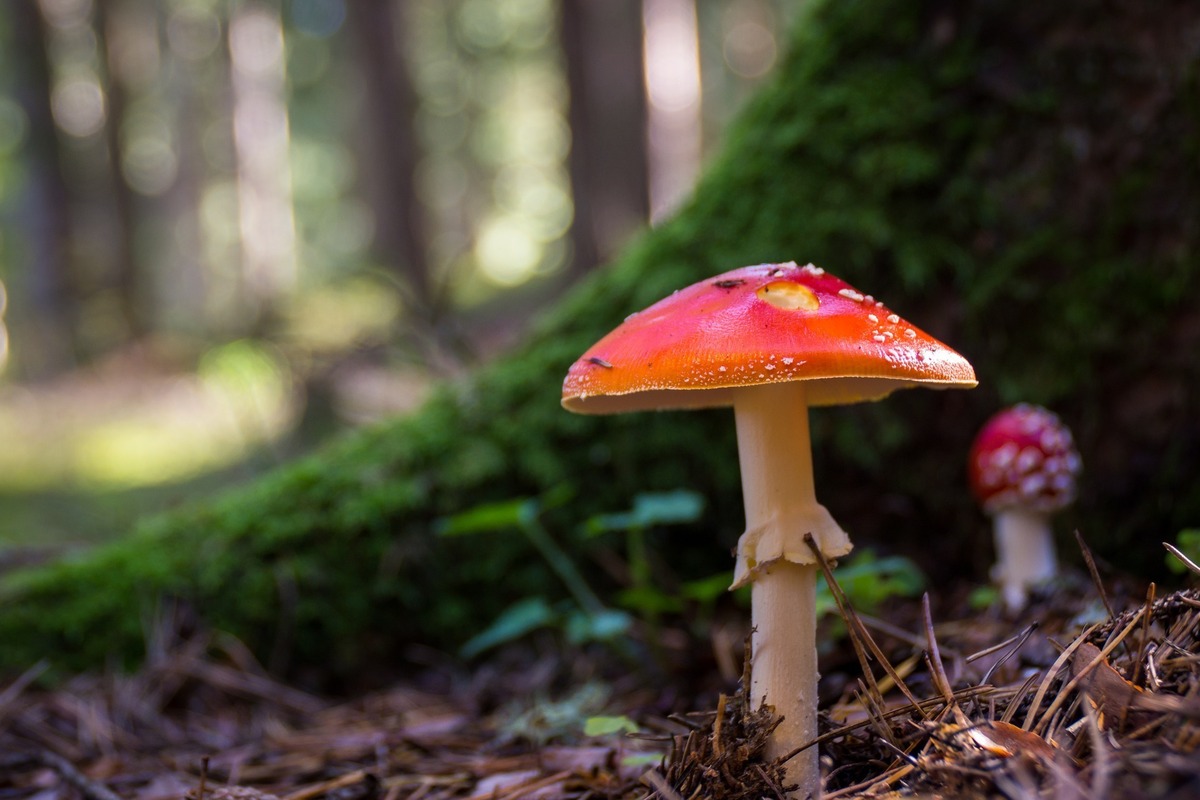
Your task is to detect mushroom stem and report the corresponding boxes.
[991,507,1057,611]
[734,382,848,798]
[751,562,819,796]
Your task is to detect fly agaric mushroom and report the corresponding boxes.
[562,262,976,797]
[968,403,1081,611]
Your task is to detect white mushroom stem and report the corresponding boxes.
[733,382,852,799]
[750,562,819,796]
[991,506,1058,611]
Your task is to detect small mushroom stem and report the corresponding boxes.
[991,507,1057,610]
[734,382,848,798]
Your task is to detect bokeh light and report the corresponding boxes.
[37,0,92,30]
[290,0,346,39]
[166,6,222,62]
[51,76,106,138]
[474,213,542,286]
[121,111,178,195]
[723,20,776,78]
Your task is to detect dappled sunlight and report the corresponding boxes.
[279,278,401,353]
[0,275,432,494]
[0,342,298,491]
[230,4,298,303]
[643,0,702,221]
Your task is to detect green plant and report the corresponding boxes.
[816,549,926,640]
[436,492,631,658]
[498,682,614,745]
[583,715,640,737]
[585,490,705,617]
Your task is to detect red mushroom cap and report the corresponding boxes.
[968,404,1082,514]
[561,262,977,414]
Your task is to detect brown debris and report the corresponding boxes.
[648,691,787,800]
[806,583,1200,798]
[2,572,1200,800]
[0,632,656,800]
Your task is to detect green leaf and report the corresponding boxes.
[680,572,732,604]
[816,550,925,617]
[968,584,1001,610]
[435,497,538,537]
[565,608,632,644]
[460,596,556,658]
[621,752,663,768]
[585,490,705,535]
[616,585,684,614]
[584,715,640,737]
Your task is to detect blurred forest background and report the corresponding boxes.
[0,0,785,552]
[0,0,1196,681]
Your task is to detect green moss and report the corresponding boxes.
[3,0,1198,678]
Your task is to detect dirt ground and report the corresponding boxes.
[3,549,1199,800]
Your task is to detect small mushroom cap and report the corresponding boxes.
[562,262,977,414]
[968,403,1082,514]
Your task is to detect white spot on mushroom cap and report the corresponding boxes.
[1015,447,1044,473]
[1020,473,1047,495]
[990,442,1019,470]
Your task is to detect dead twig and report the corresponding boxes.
[1076,530,1115,619]
[37,748,126,800]
[1164,542,1200,576]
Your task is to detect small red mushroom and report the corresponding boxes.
[563,262,976,797]
[968,403,1082,610]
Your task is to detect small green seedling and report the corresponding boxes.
[583,715,640,737]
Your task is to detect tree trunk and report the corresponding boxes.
[560,0,650,277]
[94,0,145,340]
[229,1,298,318]
[641,0,702,222]
[345,0,433,323]
[8,1,78,376]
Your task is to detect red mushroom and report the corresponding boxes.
[563,262,976,796]
[968,403,1082,610]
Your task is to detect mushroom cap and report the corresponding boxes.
[562,262,977,414]
[968,403,1082,514]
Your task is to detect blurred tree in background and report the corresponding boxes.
[0,0,783,364]
[0,0,785,544]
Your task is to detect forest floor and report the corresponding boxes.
[0,338,436,561]
[3,548,1199,800]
